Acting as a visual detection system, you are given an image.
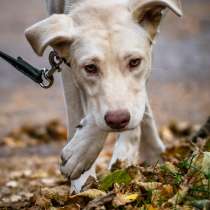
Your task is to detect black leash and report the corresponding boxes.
[0,50,70,89]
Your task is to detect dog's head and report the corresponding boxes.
[25,0,182,131]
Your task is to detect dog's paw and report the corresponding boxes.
[60,115,108,180]
[60,141,97,179]
[70,164,96,193]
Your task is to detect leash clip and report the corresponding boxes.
[40,51,70,89]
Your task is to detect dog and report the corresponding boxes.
[25,0,182,192]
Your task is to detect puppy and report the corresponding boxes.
[25,0,182,192]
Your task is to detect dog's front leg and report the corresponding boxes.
[139,97,165,164]
[60,115,108,193]
[109,127,141,168]
[109,96,165,168]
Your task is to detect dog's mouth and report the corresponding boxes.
[100,125,137,133]
[106,121,129,130]
[110,128,128,132]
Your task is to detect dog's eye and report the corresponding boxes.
[128,58,142,69]
[84,64,98,75]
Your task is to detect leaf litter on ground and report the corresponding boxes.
[0,117,210,209]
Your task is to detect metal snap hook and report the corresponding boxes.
[39,51,64,89]
[40,69,54,89]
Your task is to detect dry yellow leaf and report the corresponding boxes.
[125,193,139,201]
[113,193,139,207]
[70,189,106,199]
[139,182,162,190]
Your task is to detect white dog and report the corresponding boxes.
[25,0,182,192]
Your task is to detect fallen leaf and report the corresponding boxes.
[84,192,115,210]
[6,180,18,188]
[138,182,162,191]
[112,193,139,207]
[70,189,106,199]
[10,195,22,202]
[202,152,210,177]
[99,169,132,191]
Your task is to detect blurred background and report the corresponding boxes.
[0,0,209,147]
[0,1,210,208]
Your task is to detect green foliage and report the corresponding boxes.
[99,170,132,192]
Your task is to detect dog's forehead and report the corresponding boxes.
[72,28,149,63]
[71,0,130,26]
[71,3,150,61]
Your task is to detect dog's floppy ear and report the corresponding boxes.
[25,14,74,56]
[129,0,183,39]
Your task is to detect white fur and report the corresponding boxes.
[70,162,97,193]
[25,0,182,193]
[109,127,141,168]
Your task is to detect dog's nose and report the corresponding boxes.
[104,109,130,129]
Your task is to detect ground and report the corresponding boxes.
[0,119,210,209]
